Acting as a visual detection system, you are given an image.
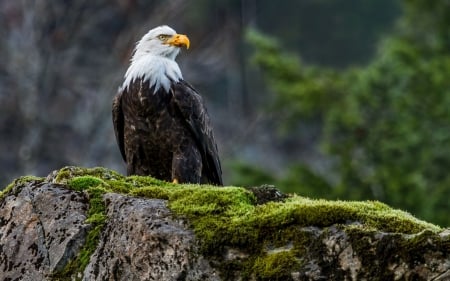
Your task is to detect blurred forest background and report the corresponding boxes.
[0,0,449,226]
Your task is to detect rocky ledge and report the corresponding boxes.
[0,166,449,281]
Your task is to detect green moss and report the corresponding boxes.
[172,194,439,257]
[68,176,108,191]
[124,175,169,187]
[130,185,173,200]
[103,174,170,195]
[53,166,123,184]
[53,179,108,280]
[253,251,300,280]
[169,185,255,216]
[73,186,108,271]
[165,191,439,279]
[9,166,440,280]
[265,196,439,233]
[1,176,44,200]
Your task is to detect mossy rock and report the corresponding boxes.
[3,166,444,280]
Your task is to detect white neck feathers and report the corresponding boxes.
[122,54,183,93]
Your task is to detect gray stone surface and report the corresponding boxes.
[0,181,90,280]
[83,193,219,281]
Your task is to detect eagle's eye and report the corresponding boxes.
[157,34,169,41]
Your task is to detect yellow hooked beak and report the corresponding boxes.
[166,34,190,49]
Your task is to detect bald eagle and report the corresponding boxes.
[112,25,223,185]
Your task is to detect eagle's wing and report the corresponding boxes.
[112,90,126,162]
[171,80,223,185]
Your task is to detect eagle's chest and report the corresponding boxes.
[138,89,173,123]
[122,84,184,140]
[121,82,194,179]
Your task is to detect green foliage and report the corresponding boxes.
[244,0,450,226]
[246,28,348,121]
[226,161,276,187]
[278,165,334,196]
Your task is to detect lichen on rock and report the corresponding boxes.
[0,166,448,281]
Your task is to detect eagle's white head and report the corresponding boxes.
[122,25,190,93]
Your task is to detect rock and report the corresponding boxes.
[0,167,449,280]
[246,184,288,205]
[83,193,218,281]
[0,180,90,280]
